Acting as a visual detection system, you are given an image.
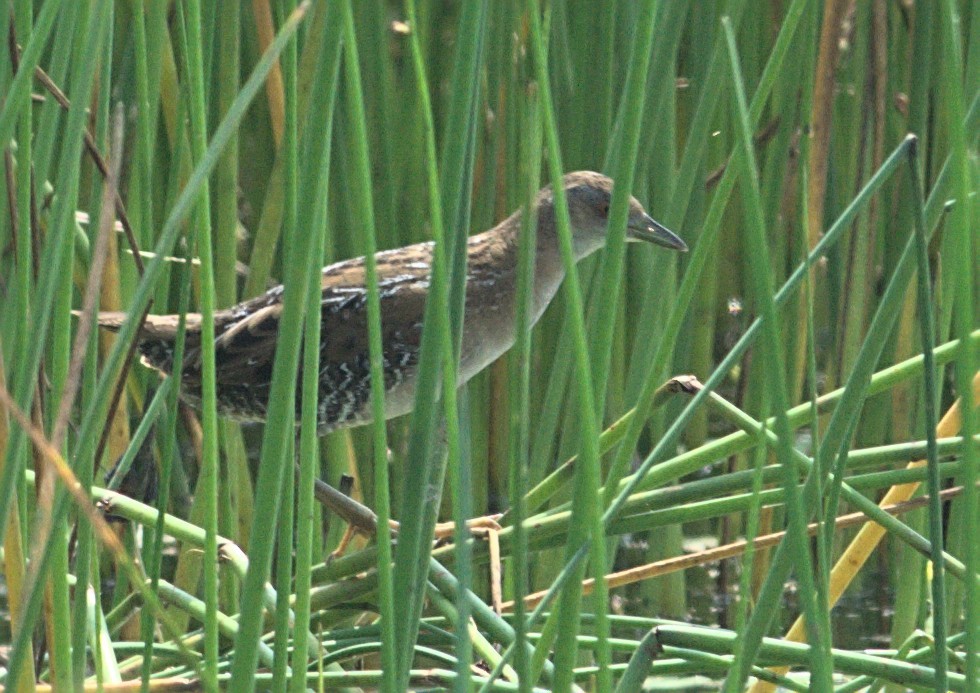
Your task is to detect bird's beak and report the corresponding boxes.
[627,213,688,252]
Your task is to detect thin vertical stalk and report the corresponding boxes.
[128,0,158,249]
[177,0,221,683]
[402,0,467,686]
[806,0,848,258]
[733,425,770,635]
[272,435,296,689]
[283,0,325,688]
[0,0,63,158]
[142,254,191,691]
[22,1,76,184]
[270,0,299,685]
[392,3,487,686]
[7,1,42,687]
[1,1,110,684]
[526,1,611,688]
[939,0,977,684]
[589,0,658,419]
[213,0,240,310]
[0,0,96,562]
[506,83,543,692]
[220,5,329,689]
[71,39,123,693]
[722,20,832,690]
[337,1,395,688]
[906,142,948,688]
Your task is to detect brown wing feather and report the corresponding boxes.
[209,303,282,385]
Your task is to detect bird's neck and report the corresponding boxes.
[473,209,570,327]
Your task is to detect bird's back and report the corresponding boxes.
[103,216,546,432]
[120,241,437,431]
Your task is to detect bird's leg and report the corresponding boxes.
[329,523,358,562]
[294,463,384,535]
[309,379,697,545]
[293,424,390,562]
[298,422,503,558]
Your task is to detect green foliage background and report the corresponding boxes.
[0,1,976,690]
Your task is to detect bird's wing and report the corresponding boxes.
[206,275,368,385]
[205,243,437,385]
[208,302,282,385]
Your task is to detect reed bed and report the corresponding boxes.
[0,1,976,690]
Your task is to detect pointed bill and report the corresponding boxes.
[627,213,688,251]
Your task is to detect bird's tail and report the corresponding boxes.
[78,310,201,340]
[77,311,204,376]
[78,310,126,331]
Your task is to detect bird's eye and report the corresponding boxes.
[600,202,610,216]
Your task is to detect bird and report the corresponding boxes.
[94,171,687,434]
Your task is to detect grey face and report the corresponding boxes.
[560,172,688,258]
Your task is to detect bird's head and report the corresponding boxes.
[539,171,688,259]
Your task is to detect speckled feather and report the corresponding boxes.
[95,172,686,433]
